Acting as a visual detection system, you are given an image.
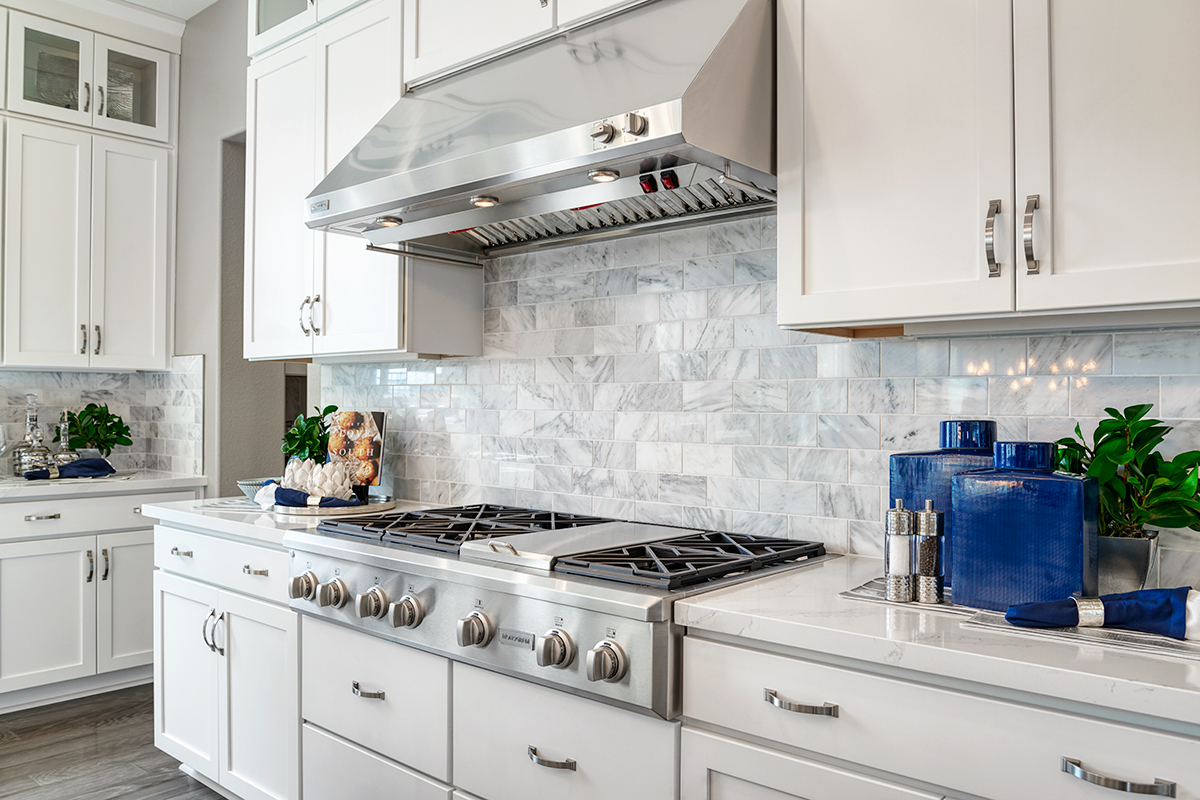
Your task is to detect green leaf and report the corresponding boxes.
[1124,403,1155,422]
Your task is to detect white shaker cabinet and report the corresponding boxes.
[1013,0,1200,312]
[248,0,317,57]
[95,530,156,675]
[402,0,555,84]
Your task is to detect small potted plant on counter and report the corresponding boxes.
[1057,404,1200,593]
[280,404,354,500]
[55,403,133,459]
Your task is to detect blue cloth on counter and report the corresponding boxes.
[1006,586,1192,640]
[263,480,359,508]
[24,458,116,480]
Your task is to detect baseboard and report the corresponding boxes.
[179,765,245,800]
[0,665,153,715]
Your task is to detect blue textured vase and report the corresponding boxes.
[950,442,1099,612]
[889,420,996,587]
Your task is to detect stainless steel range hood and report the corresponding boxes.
[304,0,775,256]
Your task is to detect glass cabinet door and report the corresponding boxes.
[93,36,170,143]
[249,0,318,56]
[7,12,95,127]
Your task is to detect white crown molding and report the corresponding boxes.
[6,0,185,52]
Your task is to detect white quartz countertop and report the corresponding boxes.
[142,496,433,547]
[0,470,207,501]
[676,554,1200,729]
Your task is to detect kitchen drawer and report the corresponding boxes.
[682,727,942,800]
[154,526,289,602]
[0,491,193,541]
[684,637,1200,800]
[453,662,679,800]
[302,723,451,800]
[302,616,449,782]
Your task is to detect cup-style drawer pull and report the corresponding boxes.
[763,689,839,717]
[528,745,576,771]
[171,547,194,558]
[352,681,384,700]
[1061,758,1175,796]
[25,513,61,521]
[243,565,269,576]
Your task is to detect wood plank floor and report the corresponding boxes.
[0,685,223,800]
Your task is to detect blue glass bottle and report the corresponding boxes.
[951,442,1099,612]
[889,420,996,587]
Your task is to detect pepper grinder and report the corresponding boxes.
[914,499,945,604]
[884,499,915,602]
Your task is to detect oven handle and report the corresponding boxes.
[764,688,839,717]
[528,745,576,771]
[488,541,519,555]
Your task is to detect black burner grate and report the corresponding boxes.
[553,532,825,590]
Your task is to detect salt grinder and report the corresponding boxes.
[914,499,945,604]
[884,499,915,603]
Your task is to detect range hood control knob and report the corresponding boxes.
[456,611,494,648]
[623,112,648,136]
[590,122,617,144]
[287,570,319,601]
[585,640,628,683]
[535,628,576,669]
[315,578,349,609]
[388,594,425,629]
[355,587,388,619]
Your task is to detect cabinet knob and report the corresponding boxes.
[455,611,494,647]
[585,640,627,683]
[535,628,575,669]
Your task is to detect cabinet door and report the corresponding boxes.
[0,536,97,694]
[154,571,221,781]
[681,728,943,800]
[402,0,556,84]
[216,591,299,800]
[91,136,170,371]
[92,36,170,143]
[7,13,94,127]
[249,0,318,56]
[244,36,317,360]
[97,530,154,674]
[1013,0,1200,311]
[3,119,92,369]
[303,724,452,800]
[312,0,405,355]
[776,0,1015,329]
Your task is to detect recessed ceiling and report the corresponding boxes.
[122,0,222,20]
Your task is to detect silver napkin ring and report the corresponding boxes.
[1073,596,1105,627]
[47,466,60,479]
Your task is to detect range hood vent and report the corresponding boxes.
[305,0,775,256]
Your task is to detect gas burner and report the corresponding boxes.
[553,532,826,590]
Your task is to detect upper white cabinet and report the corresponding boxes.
[778,0,1200,331]
[4,119,170,371]
[402,0,555,83]
[1013,0,1200,312]
[8,12,170,143]
[249,0,373,55]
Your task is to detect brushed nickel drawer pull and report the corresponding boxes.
[352,681,384,700]
[984,199,1002,278]
[101,549,110,581]
[80,324,87,354]
[86,550,94,583]
[203,609,217,653]
[214,612,226,656]
[528,745,576,771]
[171,546,193,558]
[25,513,61,521]
[1061,758,1175,796]
[763,689,839,717]
[1024,194,1041,274]
[243,565,269,576]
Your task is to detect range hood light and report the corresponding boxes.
[376,216,403,227]
[588,168,620,183]
[471,195,500,208]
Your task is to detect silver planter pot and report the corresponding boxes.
[1097,531,1159,596]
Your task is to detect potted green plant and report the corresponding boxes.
[282,404,338,463]
[54,404,133,458]
[1056,403,1200,593]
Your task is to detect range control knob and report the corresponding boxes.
[315,578,349,609]
[456,611,494,648]
[287,570,319,601]
[585,640,628,683]
[388,594,425,629]
[535,628,576,669]
[623,112,648,136]
[355,586,388,619]
[590,121,617,144]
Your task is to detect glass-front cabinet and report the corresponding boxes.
[248,0,317,56]
[7,13,170,143]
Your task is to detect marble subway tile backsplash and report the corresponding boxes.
[321,213,1200,580]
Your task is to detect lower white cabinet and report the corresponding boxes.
[303,723,452,800]
[0,529,154,694]
[154,569,299,800]
[681,728,941,800]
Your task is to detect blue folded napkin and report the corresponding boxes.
[24,458,116,481]
[261,480,359,508]
[1006,587,1193,640]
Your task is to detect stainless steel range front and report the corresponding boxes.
[282,505,826,720]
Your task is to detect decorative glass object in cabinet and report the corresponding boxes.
[257,0,309,36]
[22,28,82,111]
[104,48,157,127]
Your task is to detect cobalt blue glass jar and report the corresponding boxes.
[950,441,1099,612]
[888,420,996,587]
